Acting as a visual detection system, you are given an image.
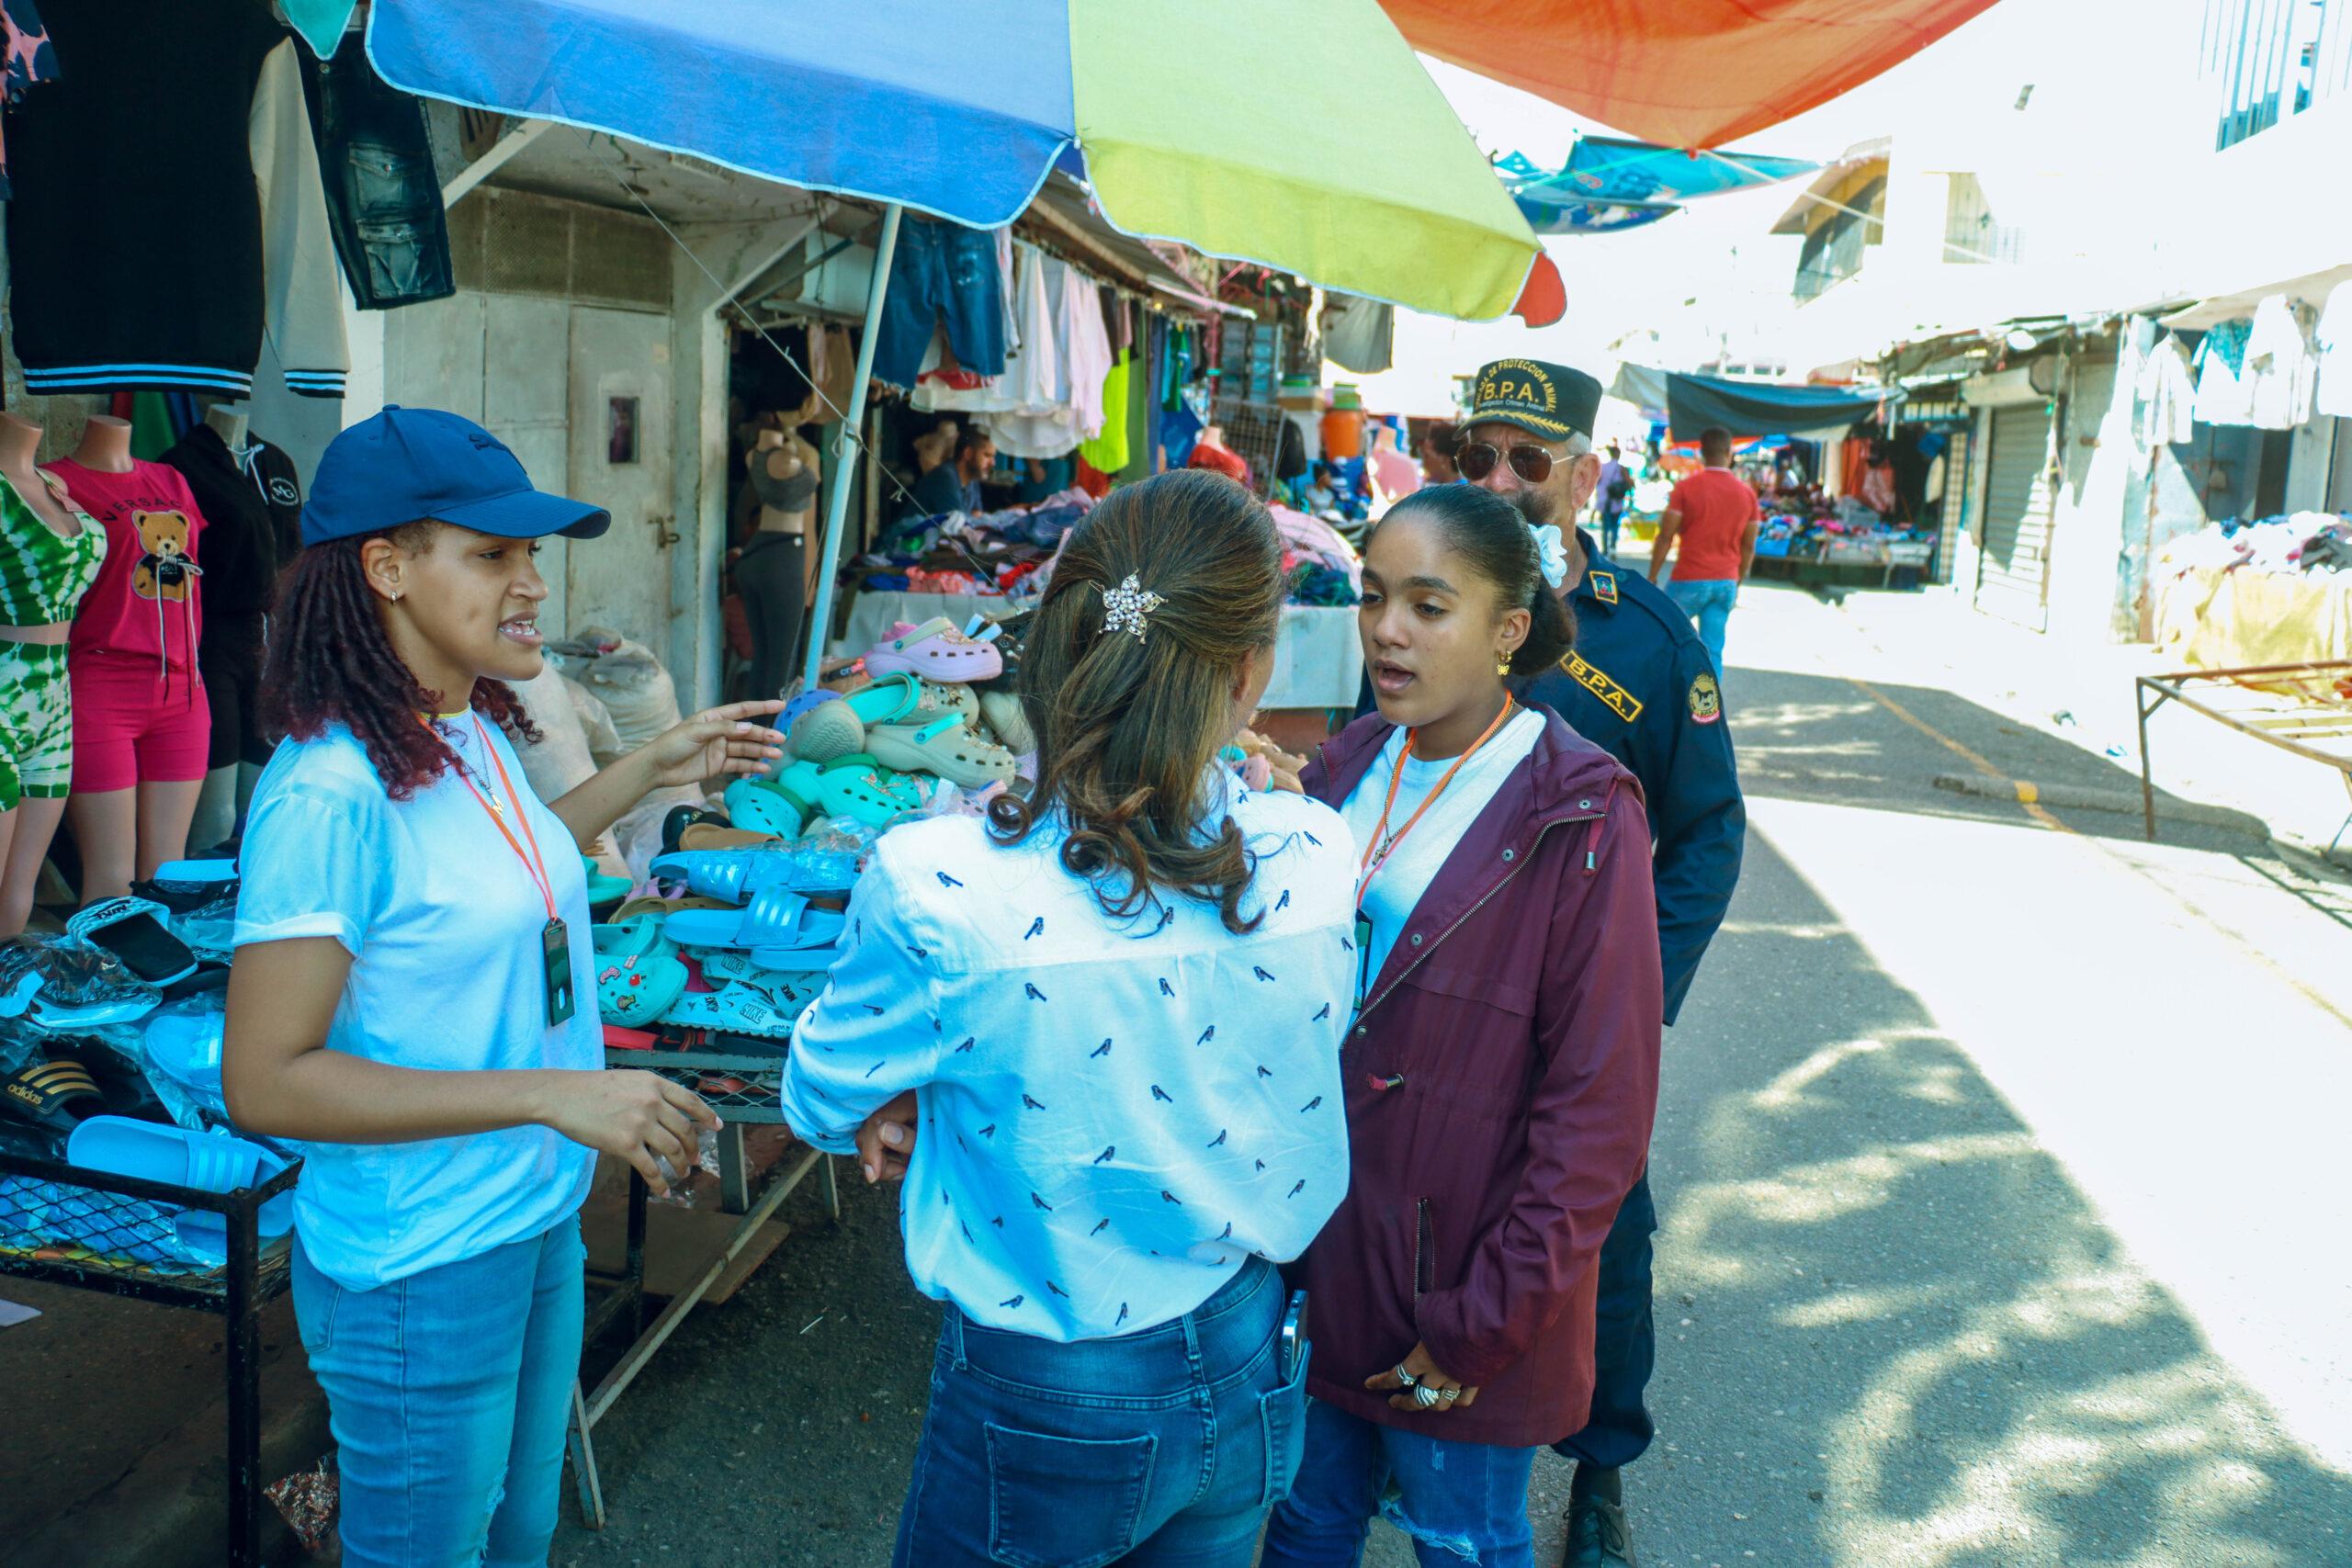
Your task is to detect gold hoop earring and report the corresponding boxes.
[1496,653,1512,676]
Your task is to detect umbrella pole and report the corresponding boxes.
[801,201,903,691]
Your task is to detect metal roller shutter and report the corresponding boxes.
[1975,402,2055,630]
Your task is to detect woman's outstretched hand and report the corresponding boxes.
[1364,1341,1479,1413]
[640,701,787,791]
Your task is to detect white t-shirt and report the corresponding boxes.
[1339,709,1545,998]
[233,716,601,1291]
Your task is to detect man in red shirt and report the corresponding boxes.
[1648,428,1758,672]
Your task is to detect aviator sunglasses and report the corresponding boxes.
[1453,440,1555,484]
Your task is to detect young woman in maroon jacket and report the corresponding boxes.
[1260,483,1663,1567]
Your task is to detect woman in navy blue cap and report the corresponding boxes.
[221,407,785,1568]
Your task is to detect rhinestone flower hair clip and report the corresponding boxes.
[1101,573,1165,643]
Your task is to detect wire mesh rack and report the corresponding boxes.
[0,1148,302,1567]
[606,1045,788,1122]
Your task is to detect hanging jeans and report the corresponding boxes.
[892,1254,1308,1566]
[303,28,454,310]
[1665,575,1738,672]
[1261,1399,1542,1567]
[292,1215,584,1568]
[873,218,1007,389]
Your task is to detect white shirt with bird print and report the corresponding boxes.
[781,774,1357,1341]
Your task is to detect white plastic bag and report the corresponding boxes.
[571,629,683,751]
[508,664,598,804]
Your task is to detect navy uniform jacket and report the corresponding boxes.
[1520,532,1744,1024]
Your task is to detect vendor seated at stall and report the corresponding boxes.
[914,424,994,518]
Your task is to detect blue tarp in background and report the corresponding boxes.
[1664,372,1899,438]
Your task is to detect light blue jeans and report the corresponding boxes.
[894,1255,1308,1566]
[1261,1397,1541,1566]
[291,1215,585,1568]
[1666,575,1738,671]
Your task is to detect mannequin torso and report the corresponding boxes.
[0,411,100,644]
[748,428,820,538]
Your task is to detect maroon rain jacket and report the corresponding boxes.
[1295,705,1663,1448]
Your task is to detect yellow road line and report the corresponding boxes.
[1845,676,2074,834]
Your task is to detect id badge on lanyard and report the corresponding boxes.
[1351,911,1374,1015]
[542,917,577,1026]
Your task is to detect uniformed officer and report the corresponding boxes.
[1456,359,1747,1568]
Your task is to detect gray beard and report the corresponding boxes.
[1511,485,1559,526]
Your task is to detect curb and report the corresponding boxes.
[1929,773,2260,831]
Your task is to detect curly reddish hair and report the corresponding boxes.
[261,523,539,800]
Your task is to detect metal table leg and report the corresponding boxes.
[716,1122,752,1215]
[224,1198,262,1568]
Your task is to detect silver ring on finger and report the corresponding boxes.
[1436,1385,1461,1402]
[1412,1382,1442,1409]
[1392,1363,1418,1388]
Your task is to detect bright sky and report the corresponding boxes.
[1389,0,2208,390]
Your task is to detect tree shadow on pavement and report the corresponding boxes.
[1726,667,2282,854]
[1611,827,2352,1568]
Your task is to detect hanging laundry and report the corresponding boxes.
[0,0,61,198]
[1078,352,1132,475]
[2191,318,2255,428]
[2133,326,2198,448]
[1323,294,1395,374]
[6,0,348,399]
[872,217,1008,389]
[2242,294,2317,431]
[2316,281,2352,420]
[302,24,454,310]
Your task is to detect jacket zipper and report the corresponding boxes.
[1356,812,1591,1023]
[1413,1198,1435,1298]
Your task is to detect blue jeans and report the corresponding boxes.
[873,218,1009,389]
[894,1255,1307,1567]
[1599,508,1623,559]
[1666,576,1738,671]
[1552,1172,1658,1472]
[292,1215,584,1568]
[1261,1400,1541,1567]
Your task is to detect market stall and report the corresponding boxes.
[2150,513,2352,670]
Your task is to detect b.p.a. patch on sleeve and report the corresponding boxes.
[1561,652,1643,723]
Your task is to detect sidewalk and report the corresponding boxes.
[1743,579,2352,865]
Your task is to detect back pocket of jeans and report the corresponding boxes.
[984,1423,1155,1568]
[1259,1345,1311,1507]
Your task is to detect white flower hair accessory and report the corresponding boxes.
[1101,573,1165,643]
[1529,522,1570,589]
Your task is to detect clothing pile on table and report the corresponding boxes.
[846,486,1098,600]
[0,870,297,1274]
[2153,512,2352,581]
[1753,485,1933,558]
[1271,502,1362,606]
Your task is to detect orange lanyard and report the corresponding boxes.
[444,715,560,921]
[1354,697,1516,908]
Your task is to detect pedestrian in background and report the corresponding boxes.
[1262,474,1661,1568]
[1452,359,1747,1568]
[1594,441,1632,559]
[1647,426,1759,672]
[782,468,1356,1568]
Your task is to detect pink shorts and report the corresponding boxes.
[70,652,212,793]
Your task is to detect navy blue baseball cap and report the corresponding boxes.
[301,406,611,547]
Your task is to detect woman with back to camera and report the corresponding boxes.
[222,407,785,1568]
[780,468,1359,1566]
[1258,482,1664,1566]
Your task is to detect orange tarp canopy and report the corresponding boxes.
[1386,0,2001,150]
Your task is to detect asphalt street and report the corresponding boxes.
[551,581,2352,1568]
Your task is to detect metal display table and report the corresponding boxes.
[2134,660,2352,852]
[570,1047,838,1528]
[0,1151,303,1568]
